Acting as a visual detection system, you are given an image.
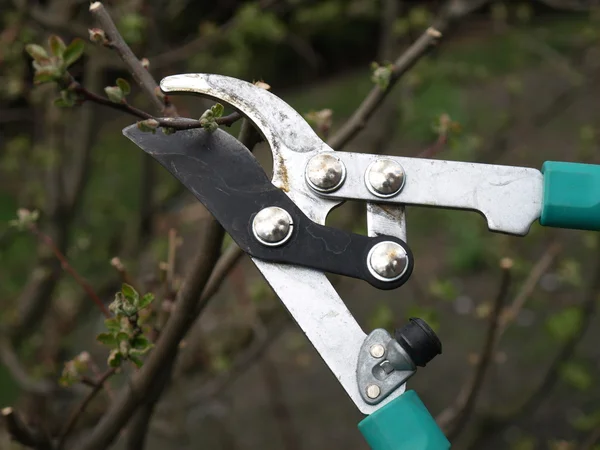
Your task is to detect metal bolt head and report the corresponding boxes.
[367,241,409,282]
[252,207,293,246]
[366,384,381,399]
[370,344,385,358]
[305,153,346,193]
[366,159,405,197]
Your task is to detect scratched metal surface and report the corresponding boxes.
[158,73,544,414]
[160,73,398,414]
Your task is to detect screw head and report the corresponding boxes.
[367,241,409,282]
[370,344,385,358]
[366,384,381,399]
[305,153,346,193]
[252,207,293,246]
[366,159,405,197]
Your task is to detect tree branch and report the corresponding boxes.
[89,1,166,115]
[436,259,513,439]
[80,217,225,450]
[123,124,257,446]
[57,368,116,450]
[2,407,54,450]
[64,59,103,213]
[496,241,562,338]
[468,248,600,449]
[69,79,241,130]
[327,0,490,151]
[0,339,53,395]
[28,224,110,318]
[327,27,441,150]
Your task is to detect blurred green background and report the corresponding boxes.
[1,1,600,449]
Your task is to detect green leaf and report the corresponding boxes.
[211,103,224,118]
[97,332,118,348]
[104,317,121,333]
[138,293,154,309]
[545,307,583,342]
[559,361,592,391]
[199,109,218,132]
[63,38,85,68]
[116,78,131,95]
[108,350,123,368]
[33,67,61,84]
[104,86,124,103]
[116,332,130,343]
[131,335,153,352]
[25,44,48,61]
[121,283,139,305]
[109,292,124,314]
[48,35,66,57]
[129,354,144,368]
[54,89,76,108]
[136,119,159,133]
[370,63,393,90]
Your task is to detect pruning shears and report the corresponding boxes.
[123,73,600,450]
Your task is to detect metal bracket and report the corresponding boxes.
[357,329,416,405]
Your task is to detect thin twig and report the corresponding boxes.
[181,316,290,409]
[57,368,117,450]
[327,27,441,150]
[497,241,562,339]
[166,228,178,289]
[261,356,299,450]
[417,132,448,158]
[89,1,166,115]
[28,224,110,318]
[2,407,54,450]
[468,249,600,449]
[80,218,225,450]
[0,339,53,395]
[124,122,257,445]
[70,79,241,130]
[110,257,138,289]
[437,259,513,438]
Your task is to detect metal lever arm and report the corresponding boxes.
[122,125,412,290]
[160,74,544,236]
[122,124,408,414]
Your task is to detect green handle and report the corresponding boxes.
[540,161,600,231]
[358,391,450,450]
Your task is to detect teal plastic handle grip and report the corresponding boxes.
[540,161,600,231]
[358,391,450,450]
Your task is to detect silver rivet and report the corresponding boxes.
[252,207,293,246]
[366,159,405,197]
[367,241,409,282]
[305,153,346,193]
[366,384,381,399]
[370,344,385,358]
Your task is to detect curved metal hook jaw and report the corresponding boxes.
[160,73,340,224]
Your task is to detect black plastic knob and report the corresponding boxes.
[394,318,442,367]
